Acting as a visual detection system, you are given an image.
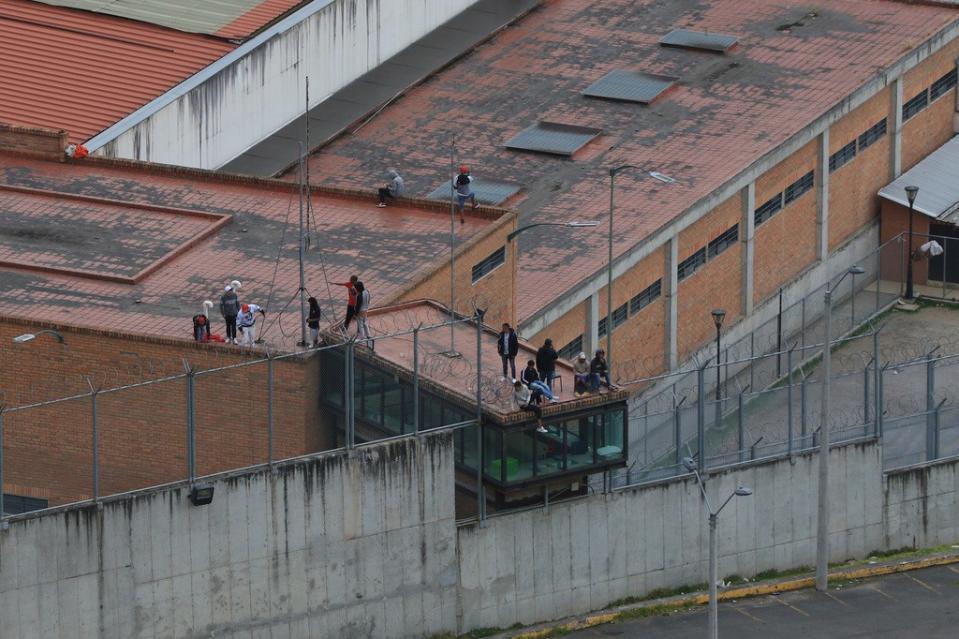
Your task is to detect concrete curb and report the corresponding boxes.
[489,551,959,639]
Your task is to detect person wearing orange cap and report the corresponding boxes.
[453,164,477,223]
[236,302,265,346]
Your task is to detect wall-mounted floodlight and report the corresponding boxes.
[189,483,215,506]
[13,329,65,344]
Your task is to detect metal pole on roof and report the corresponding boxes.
[475,308,486,523]
[297,142,308,348]
[0,407,5,525]
[445,140,461,358]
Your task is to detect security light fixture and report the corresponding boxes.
[682,456,697,472]
[905,185,919,205]
[734,486,753,497]
[13,329,65,344]
[188,483,214,506]
[711,308,727,329]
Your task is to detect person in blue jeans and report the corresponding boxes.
[453,165,477,223]
[521,360,558,402]
[589,349,611,391]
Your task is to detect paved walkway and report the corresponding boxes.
[564,564,959,639]
[220,0,540,176]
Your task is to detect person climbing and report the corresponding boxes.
[330,275,359,332]
[219,283,241,344]
[377,169,404,207]
[307,297,322,347]
[453,164,477,223]
[237,302,266,346]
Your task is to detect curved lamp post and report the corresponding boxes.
[13,329,65,344]
[683,456,752,639]
[710,309,727,401]
[815,264,865,591]
[608,166,675,378]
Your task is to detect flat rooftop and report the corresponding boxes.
[0,153,496,350]
[297,0,959,322]
[361,301,628,420]
[0,0,235,144]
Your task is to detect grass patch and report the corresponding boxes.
[608,582,707,608]
[753,565,813,581]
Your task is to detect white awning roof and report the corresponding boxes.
[879,134,959,222]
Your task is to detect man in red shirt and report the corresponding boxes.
[331,275,359,331]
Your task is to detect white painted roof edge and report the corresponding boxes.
[84,0,335,152]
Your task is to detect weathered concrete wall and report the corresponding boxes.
[456,441,884,632]
[0,432,458,639]
[94,0,479,169]
[884,456,959,550]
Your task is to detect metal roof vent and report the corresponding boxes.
[505,122,602,156]
[660,28,738,53]
[582,69,678,104]
[427,178,522,205]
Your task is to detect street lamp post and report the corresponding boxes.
[904,185,919,301]
[815,264,865,591]
[711,309,726,401]
[683,457,752,639]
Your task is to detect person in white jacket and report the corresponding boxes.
[354,282,372,344]
[237,303,265,346]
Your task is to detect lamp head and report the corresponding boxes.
[681,456,697,472]
[565,221,600,228]
[734,486,753,497]
[12,333,36,343]
[711,308,727,329]
[848,265,865,275]
[905,185,919,205]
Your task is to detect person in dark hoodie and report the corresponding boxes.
[536,338,559,391]
[307,297,321,347]
[497,323,519,380]
[219,284,240,344]
[377,169,404,207]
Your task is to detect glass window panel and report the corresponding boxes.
[503,430,534,482]
[598,409,626,462]
[382,383,403,434]
[461,423,478,470]
[535,423,566,477]
[321,352,344,407]
[565,416,595,468]
[360,367,383,426]
[402,386,415,431]
[484,428,502,481]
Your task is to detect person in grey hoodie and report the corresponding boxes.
[219,285,241,344]
[377,169,404,207]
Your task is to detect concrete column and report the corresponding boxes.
[816,129,829,261]
[741,183,755,316]
[891,77,903,178]
[665,237,679,370]
[586,293,599,356]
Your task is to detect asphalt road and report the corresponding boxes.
[565,564,959,639]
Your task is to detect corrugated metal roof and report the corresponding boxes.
[878,136,959,220]
[0,0,234,144]
[30,0,306,38]
[582,69,678,104]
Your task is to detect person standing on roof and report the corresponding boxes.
[535,338,558,391]
[453,164,477,223]
[307,297,322,347]
[237,302,266,346]
[377,169,404,207]
[330,275,359,332]
[497,323,519,381]
[219,284,241,344]
[354,281,372,345]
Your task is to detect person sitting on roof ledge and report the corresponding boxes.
[377,169,404,207]
[513,381,547,433]
[573,352,591,396]
[521,359,558,403]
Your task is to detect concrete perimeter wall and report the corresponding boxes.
[456,440,885,632]
[0,433,458,639]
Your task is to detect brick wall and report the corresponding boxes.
[0,123,67,157]
[395,213,516,328]
[0,319,325,505]
[753,138,819,305]
[901,38,959,172]
[828,87,892,250]
[677,193,743,361]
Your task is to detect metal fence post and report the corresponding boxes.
[873,329,881,437]
[776,288,783,378]
[878,364,887,438]
[942,235,948,300]
[413,326,420,434]
[931,399,945,461]
[749,332,755,391]
[697,364,706,473]
[738,391,746,462]
[0,407,5,523]
[475,311,486,523]
[801,297,807,356]
[800,375,808,444]
[87,378,99,501]
[850,271,856,326]
[346,341,355,449]
[926,354,936,460]
[267,352,274,467]
[184,365,196,483]
[863,360,871,436]
[875,245,881,315]
[787,345,794,456]
[674,397,685,468]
